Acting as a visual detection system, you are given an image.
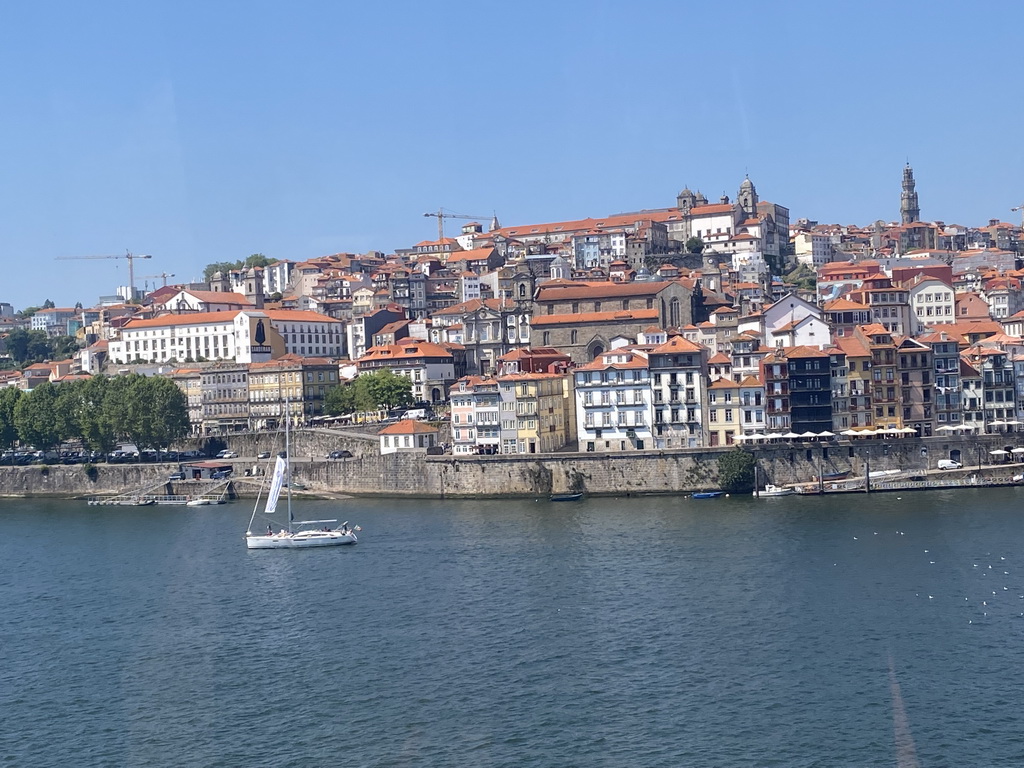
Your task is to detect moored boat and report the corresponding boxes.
[245,400,359,550]
[754,484,795,497]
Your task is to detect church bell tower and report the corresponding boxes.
[900,163,920,224]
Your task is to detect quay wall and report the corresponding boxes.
[0,435,1018,499]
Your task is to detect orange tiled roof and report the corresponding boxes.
[650,335,704,354]
[358,339,454,362]
[709,376,740,389]
[445,247,496,263]
[377,420,439,435]
[575,351,650,372]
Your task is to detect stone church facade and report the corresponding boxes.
[529,280,697,364]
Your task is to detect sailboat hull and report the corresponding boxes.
[246,530,358,549]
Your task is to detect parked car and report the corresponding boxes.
[216,450,238,459]
[168,471,186,481]
[937,459,963,470]
[327,450,353,459]
[257,451,271,459]
[211,469,233,479]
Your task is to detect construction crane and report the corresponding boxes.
[423,208,492,244]
[55,250,152,298]
[139,272,176,289]
[1013,203,1024,228]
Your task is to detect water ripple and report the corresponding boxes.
[3,490,1024,765]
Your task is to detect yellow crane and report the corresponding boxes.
[423,208,492,244]
[55,250,152,298]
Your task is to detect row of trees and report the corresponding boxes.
[0,375,189,454]
[323,370,413,415]
[203,253,273,281]
[1,329,80,368]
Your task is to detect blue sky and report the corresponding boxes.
[3,0,1022,307]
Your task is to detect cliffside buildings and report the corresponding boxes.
[13,166,1024,456]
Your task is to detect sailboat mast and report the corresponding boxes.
[286,395,294,529]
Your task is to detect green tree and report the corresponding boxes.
[361,370,413,409]
[324,382,359,415]
[50,336,80,360]
[244,253,272,268]
[0,387,23,454]
[326,371,413,413]
[4,329,77,365]
[140,376,190,449]
[53,379,85,444]
[203,254,273,281]
[14,382,62,450]
[685,236,705,254]
[784,264,817,292]
[5,329,49,364]
[102,374,138,447]
[42,299,55,309]
[78,376,117,452]
[203,260,243,281]
[99,374,188,450]
[717,449,756,494]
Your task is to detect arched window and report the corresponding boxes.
[570,330,578,344]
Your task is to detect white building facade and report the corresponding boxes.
[573,348,654,452]
[109,310,342,365]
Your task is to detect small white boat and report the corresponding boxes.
[755,484,795,497]
[187,498,211,507]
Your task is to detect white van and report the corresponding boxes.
[937,459,963,470]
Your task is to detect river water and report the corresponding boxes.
[3,489,1024,767]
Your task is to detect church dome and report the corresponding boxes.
[740,176,755,190]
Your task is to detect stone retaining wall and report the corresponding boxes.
[2,435,1014,500]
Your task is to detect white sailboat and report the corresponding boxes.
[245,405,358,550]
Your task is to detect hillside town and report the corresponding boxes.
[3,166,1024,457]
